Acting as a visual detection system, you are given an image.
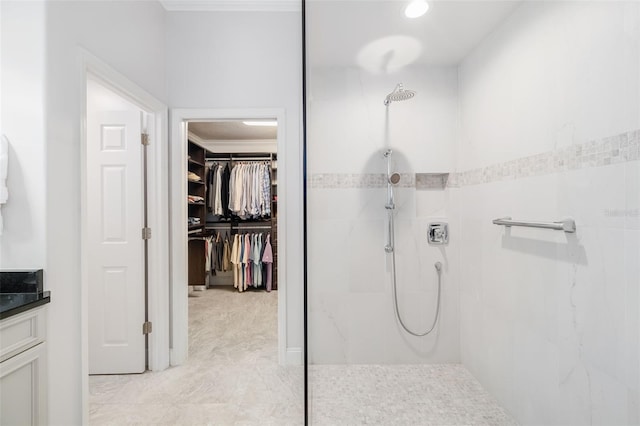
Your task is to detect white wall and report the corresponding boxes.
[166,11,304,359]
[457,2,640,424]
[306,65,459,363]
[87,78,145,113]
[44,1,167,423]
[0,1,46,269]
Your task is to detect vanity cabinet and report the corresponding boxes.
[0,306,48,425]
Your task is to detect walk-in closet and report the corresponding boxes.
[187,120,278,293]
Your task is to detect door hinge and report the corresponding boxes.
[141,133,150,146]
[142,227,152,240]
[142,321,152,335]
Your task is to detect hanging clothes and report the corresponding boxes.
[243,234,251,290]
[210,233,218,276]
[214,165,223,215]
[206,162,215,212]
[221,164,231,217]
[230,234,240,288]
[253,233,263,288]
[227,162,271,219]
[231,234,240,289]
[206,161,232,217]
[215,233,224,271]
[259,233,268,287]
[222,233,231,272]
[262,233,274,292]
[204,235,213,275]
[226,231,272,292]
[236,234,242,290]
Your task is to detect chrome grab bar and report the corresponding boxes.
[492,217,576,233]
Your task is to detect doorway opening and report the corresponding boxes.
[169,109,289,367]
[184,117,282,374]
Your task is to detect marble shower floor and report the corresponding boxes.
[90,286,516,425]
[309,364,517,425]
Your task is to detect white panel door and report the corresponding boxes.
[88,111,145,374]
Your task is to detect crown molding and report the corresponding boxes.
[187,132,277,154]
[159,0,301,12]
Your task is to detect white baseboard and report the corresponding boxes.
[286,347,303,365]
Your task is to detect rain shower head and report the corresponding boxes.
[384,83,416,105]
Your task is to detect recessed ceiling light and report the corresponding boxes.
[405,0,429,18]
[242,120,277,127]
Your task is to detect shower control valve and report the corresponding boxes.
[428,222,449,245]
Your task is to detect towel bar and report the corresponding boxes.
[492,217,576,233]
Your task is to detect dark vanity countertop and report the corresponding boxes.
[0,291,51,320]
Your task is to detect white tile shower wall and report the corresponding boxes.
[457,2,640,425]
[307,64,460,364]
[307,186,460,364]
[307,65,457,174]
[307,64,460,363]
[457,1,640,172]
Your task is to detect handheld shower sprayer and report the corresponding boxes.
[383,149,400,211]
[383,149,401,185]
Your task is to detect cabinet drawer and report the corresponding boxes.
[0,341,48,426]
[0,307,46,362]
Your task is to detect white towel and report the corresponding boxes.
[0,135,9,235]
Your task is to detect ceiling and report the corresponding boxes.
[161,1,521,68]
[189,121,277,141]
[159,0,300,12]
[308,1,520,67]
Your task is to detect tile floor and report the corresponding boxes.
[89,287,304,425]
[309,364,517,425]
[89,286,517,425]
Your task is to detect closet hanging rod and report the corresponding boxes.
[206,154,274,160]
[206,158,273,163]
[234,225,272,230]
[205,224,272,230]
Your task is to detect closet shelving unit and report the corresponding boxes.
[188,141,207,233]
[205,152,278,290]
[187,140,207,287]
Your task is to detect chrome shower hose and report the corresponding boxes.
[387,208,443,337]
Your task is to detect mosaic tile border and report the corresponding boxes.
[309,173,415,189]
[448,128,640,187]
[309,129,640,189]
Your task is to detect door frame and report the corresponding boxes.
[169,108,288,366]
[79,50,170,420]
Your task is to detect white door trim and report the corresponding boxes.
[79,49,170,423]
[169,108,288,366]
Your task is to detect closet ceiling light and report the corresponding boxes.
[404,0,429,18]
[243,120,277,127]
